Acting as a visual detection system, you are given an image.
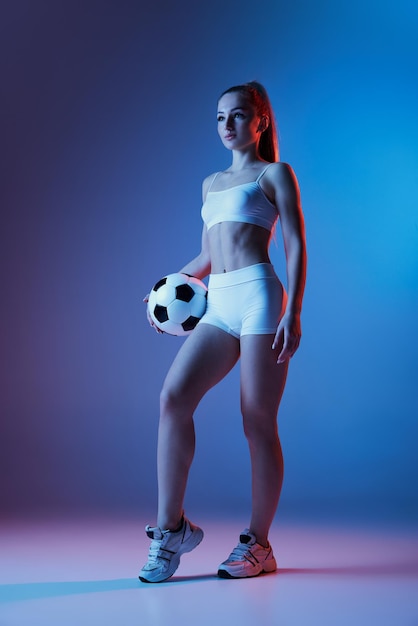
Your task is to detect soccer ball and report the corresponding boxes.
[147,273,208,336]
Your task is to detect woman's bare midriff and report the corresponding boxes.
[207,222,272,274]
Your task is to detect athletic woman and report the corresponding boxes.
[139,81,307,582]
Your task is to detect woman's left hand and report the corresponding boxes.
[272,312,302,364]
[143,294,164,334]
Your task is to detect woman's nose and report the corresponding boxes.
[225,115,234,129]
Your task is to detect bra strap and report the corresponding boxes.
[207,171,220,192]
[256,163,275,183]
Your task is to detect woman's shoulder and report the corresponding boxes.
[259,162,300,207]
[264,161,295,177]
[203,171,220,186]
[264,162,298,188]
[202,171,220,198]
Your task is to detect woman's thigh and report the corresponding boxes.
[161,322,240,414]
[240,334,289,426]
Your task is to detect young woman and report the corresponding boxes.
[139,81,307,582]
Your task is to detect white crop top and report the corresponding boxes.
[201,164,278,233]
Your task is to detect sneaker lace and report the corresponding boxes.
[229,541,253,561]
[147,538,166,564]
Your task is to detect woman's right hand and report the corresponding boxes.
[143,294,163,334]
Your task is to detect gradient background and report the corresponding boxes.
[1,0,417,523]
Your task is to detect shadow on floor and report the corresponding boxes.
[2,560,418,604]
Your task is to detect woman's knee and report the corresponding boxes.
[159,379,194,419]
[241,404,278,442]
[160,382,180,416]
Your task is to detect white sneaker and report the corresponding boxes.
[139,516,204,583]
[217,530,277,578]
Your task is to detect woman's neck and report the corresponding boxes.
[229,147,263,172]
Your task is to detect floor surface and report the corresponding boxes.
[1,515,418,625]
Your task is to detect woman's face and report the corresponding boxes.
[217,91,262,152]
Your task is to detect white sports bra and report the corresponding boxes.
[201,164,278,233]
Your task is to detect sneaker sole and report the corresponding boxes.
[217,558,277,579]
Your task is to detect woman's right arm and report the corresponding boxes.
[178,174,214,279]
[179,224,211,279]
[145,177,212,331]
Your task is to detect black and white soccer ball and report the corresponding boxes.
[147,273,208,336]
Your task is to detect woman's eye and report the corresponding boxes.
[217,116,224,122]
[234,113,244,119]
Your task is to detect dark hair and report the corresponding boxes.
[218,81,279,162]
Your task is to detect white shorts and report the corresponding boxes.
[198,263,285,339]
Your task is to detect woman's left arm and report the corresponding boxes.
[270,163,307,363]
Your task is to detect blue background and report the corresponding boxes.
[1,0,417,521]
